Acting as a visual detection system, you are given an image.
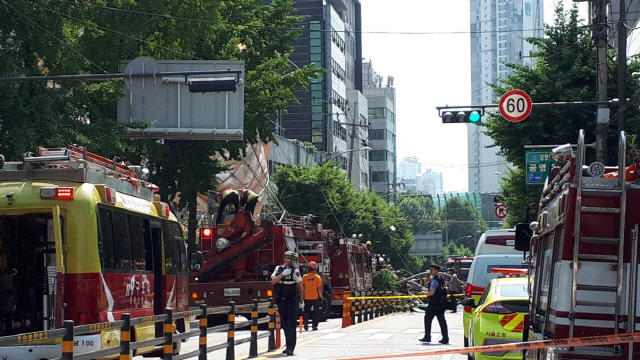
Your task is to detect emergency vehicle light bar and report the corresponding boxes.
[491,268,528,276]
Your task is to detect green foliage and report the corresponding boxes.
[499,168,541,227]
[372,269,398,291]
[0,0,321,251]
[396,191,438,234]
[437,197,487,250]
[273,162,423,273]
[484,4,640,168]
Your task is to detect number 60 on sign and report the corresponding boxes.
[499,89,532,122]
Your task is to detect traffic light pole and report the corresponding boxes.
[436,99,620,116]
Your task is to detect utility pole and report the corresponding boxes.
[618,0,627,132]
[595,0,609,163]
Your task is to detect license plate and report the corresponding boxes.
[224,288,241,296]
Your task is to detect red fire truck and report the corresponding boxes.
[523,130,640,359]
[189,207,372,321]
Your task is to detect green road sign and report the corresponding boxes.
[525,149,554,185]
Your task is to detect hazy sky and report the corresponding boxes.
[361,0,588,192]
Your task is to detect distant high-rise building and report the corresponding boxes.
[468,0,543,192]
[417,169,444,196]
[362,60,397,196]
[280,0,368,189]
[400,156,421,181]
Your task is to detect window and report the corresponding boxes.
[98,208,115,269]
[163,221,178,275]
[371,171,389,183]
[370,150,388,161]
[128,214,150,271]
[369,129,388,140]
[525,2,531,16]
[478,283,491,306]
[112,211,131,270]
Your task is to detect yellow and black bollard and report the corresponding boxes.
[198,304,208,360]
[163,308,173,360]
[120,314,131,360]
[249,299,258,357]
[226,300,236,360]
[61,320,74,360]
[268,298,276,352]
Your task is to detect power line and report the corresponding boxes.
[2,0,107,73]
[55,0,584,37]
[22,0,203,60]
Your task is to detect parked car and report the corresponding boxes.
[462,273,528,360]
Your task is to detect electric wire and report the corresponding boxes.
[22,0,203,60]
[55,0,596,37]
[2,0,108,73]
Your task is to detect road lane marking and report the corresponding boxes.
[440,355,453,360]
[359,328,384,334]
[401,329,423,334]
[319,332,350,340]
[367,333,394,340]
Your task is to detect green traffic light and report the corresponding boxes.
[469,112,481,122]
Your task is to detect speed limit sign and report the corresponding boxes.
[499,89,532,122]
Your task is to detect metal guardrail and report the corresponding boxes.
[1,298,277,360]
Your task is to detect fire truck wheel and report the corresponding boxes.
[207,314,228,327]
[319,290,331,322]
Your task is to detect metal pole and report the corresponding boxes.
[226,300,236,360]
[268,298,276,351]
[120,314,132,360]
[249,299,258,358]
[163,308,173,360]
[198,304,208,360]
[595,0,609,162]
[618,0,627,132]
[61,320,74,360]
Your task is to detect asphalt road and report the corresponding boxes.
[137,305,469,360]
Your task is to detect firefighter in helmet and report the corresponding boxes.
[214,189,240,224]
[271,251,303,356]
[239,188,259,215]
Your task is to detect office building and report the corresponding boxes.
[363,60,397,195]
[278,0,368,188]
[468,0,543,192]
[400,156,421,181]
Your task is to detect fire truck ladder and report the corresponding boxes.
[569,130,628,346]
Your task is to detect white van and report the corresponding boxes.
[475,229,518,255]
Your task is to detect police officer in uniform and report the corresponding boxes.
[419,264,449,344]
[271,251,304,356]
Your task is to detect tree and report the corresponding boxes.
[272,162,423,273]
[396,191,438,234]
[481,4,640,224]
[484,4,640,170]
[0,0,321,252]
[437,197,487,250]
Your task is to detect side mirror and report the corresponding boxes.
[461,298,477,308]
[515,223,533,252]
[190,251,203,272]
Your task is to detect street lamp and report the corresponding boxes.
[451,235,472,246]
[327,146,372,162]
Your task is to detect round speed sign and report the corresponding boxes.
[499,89,532,122]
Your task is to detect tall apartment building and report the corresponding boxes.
[400,156,422,181]
[363,61,397,195]
[468,0,543,192]
[279,0,368,188]
[418,169,444,196]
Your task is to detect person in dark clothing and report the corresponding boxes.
[419,264,449,344]
[271,251,304,356]
[239,188,259,215]
[215,189,240,224]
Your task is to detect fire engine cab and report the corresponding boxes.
[524,130,640,359]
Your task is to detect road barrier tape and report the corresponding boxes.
[334,331,640,360]
[346,294,465,300]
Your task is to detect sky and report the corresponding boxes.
[361,0,588,192]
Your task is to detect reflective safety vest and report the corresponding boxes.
[274,265,298,300]
[221,189,239,199]
[240,189,257,201]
